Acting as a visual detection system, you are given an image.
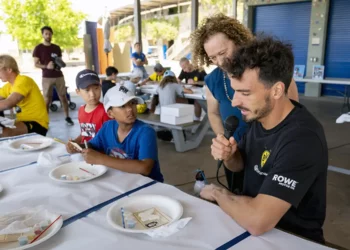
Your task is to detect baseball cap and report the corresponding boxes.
[154,63,164,72]
[103,85,144,112]
[163,70,175,77]
[76,69,100,89]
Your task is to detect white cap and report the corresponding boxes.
[103,85,144,112]
[130,68,143,79]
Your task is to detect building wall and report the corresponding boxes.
[242,0,331,97]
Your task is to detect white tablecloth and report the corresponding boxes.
[0,138,333,250]
[141,84,206,100]
[0,133,68,172]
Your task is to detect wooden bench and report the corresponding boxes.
[138,113,210,152]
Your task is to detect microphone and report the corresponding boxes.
[217,116,239,168]
[216,116,239,191]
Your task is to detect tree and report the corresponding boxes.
[0,0,86,50]
[200,0,233,15]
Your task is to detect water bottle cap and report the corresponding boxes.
[195,171,205,181]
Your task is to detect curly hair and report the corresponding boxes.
[222,36,294,93]
[190,13,253,68]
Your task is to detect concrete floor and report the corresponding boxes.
[48,94,350,249]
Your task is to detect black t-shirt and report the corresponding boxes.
[101,80,115,97]
[178,69,207,86]
[238,100,328,244]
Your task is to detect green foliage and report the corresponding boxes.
[0,0,86,50]
[115,17,180,42]
[201,0,233,14]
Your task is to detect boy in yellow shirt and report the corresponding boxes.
[139,63,165,85]
[0,55,49,137]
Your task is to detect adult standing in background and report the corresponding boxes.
[33,26,74,126]
[131,42,148,80]
[190,14,299,192]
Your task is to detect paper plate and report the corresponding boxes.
[8,137,53,152]
[49,161,107,183]
[0,214,63,250]
[184,84,192,89]
[107,195,183,233]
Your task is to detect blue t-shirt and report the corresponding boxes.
[205,67,248,141]
[131,52,146,68]
[89,119,164,182]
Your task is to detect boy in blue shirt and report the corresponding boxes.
[131,42,148,80]
[82,85,163,182]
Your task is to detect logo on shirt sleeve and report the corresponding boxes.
[81,123,96,137]
[272,174,298,190]
[261,150,270,167]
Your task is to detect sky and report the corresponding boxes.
[71,0,136,21]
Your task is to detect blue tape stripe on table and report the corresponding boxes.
[0,132,37,142]
[216,231,251,250]
[0,154,70,174]
[62,180,158,228]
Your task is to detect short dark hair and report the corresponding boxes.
[106,66,118,76]
[41,26,53,34]
[134,42,140,47]
[223,36,294,93]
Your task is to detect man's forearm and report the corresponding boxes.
[213,190,263,235]
[98,154,152,176]
[0,100,13,111]
[208,112,224,135]
[224,150,244,172]
[35,63,46,69]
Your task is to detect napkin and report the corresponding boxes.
[336,113,350,124]
[0,207,57,235]
[37,152,63,167]
[143,217,192,238]
[0,117,16,128]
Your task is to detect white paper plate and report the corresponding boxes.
[8,137,53,152]
[107,195,183,233]
[49,161,107,183]
[0,214,63,250]
[184,84,192,89]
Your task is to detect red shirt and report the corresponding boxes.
[32,43,63,78]
[78,103,110,143]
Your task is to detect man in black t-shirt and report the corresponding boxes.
[200,37,328,244]
[178,57,207,120]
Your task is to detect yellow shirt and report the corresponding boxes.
[0,75,49,129]
[149,72,163,82]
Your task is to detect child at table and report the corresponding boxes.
[81,85,164,182]
[151,70,193,113]
[66,69,110,154]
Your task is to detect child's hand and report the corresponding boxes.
[66,139,81,154]
[188,79,194,84]
[81,148,103,165]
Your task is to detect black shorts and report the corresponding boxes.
[23,121,48,136]
[188,99,195,105]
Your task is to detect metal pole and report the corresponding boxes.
[191,0,198,31]
[134,0,142,45]
[232,0,237,18]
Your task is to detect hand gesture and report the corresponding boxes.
[211,134,238,161]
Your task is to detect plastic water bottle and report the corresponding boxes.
[194,170,207,196]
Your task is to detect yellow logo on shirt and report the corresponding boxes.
[261,150,270,168]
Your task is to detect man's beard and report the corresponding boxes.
[240,95,273,123]
[45,38,51,43]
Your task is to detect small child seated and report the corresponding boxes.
[152,70,193,113]
[102,66,119,97]
[81,85,164,182]
[139,63,166,85]
[66,69,110,153]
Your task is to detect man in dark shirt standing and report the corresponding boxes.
[33,26,74,125]
[177,57,207,121]
[201,37,328,244]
